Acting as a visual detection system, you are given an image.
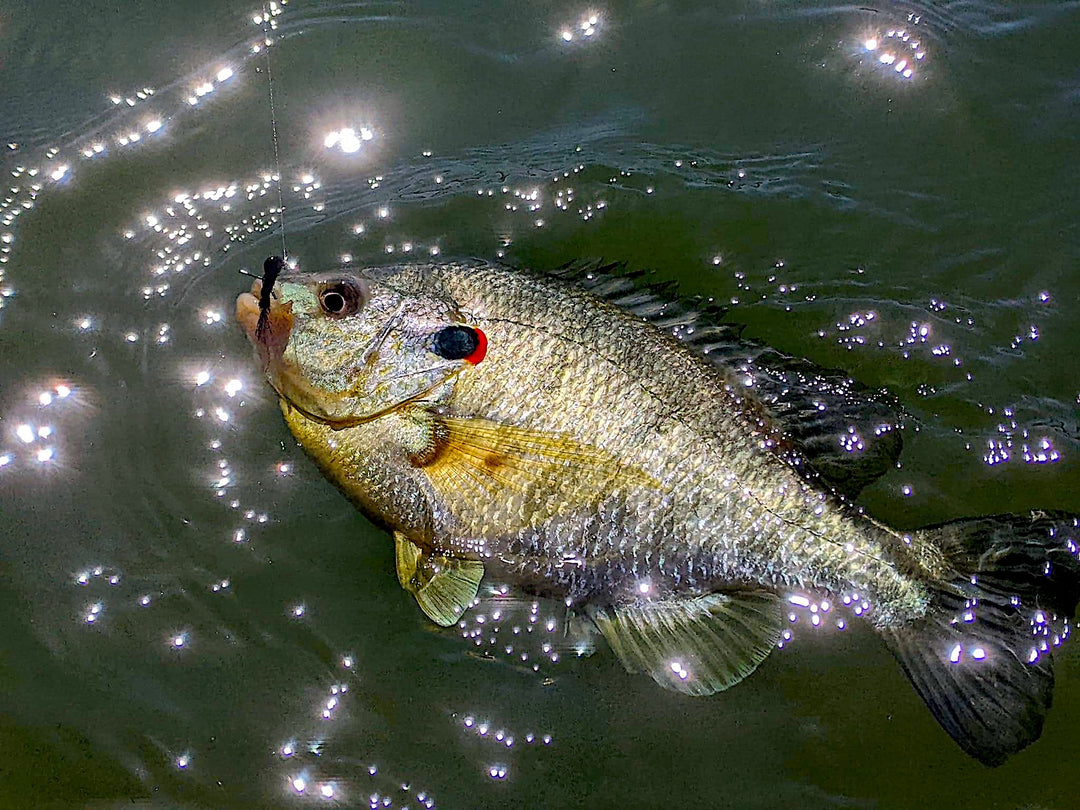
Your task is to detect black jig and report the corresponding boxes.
[255,255,286,341]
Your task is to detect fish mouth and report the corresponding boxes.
[237,277,305,410]
[236,289,261,339]
[236,278,294,361]
[235,280,260,335]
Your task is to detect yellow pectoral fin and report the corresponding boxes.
[416,414,659,534]
[394,532,484,627]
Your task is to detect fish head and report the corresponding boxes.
[236,267,476,426]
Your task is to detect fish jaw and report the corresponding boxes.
[236,279,294,368]
[236,284,345,423]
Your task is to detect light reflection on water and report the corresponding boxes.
[1,0,1079,806]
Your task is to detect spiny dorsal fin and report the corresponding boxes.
[547,260,904,500]
[416,414,659,535]
[550,259,730,329]
[394,532,484,627]
[588,591,783,696]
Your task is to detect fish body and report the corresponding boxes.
[237,259,1079,765]
[266,264,929,617]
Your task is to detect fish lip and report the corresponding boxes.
[235,279,264,339]
[236,289,260,337]
[236,279,291,352]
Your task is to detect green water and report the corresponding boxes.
[1,1,1078,807]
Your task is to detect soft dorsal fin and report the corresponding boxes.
[588,591,783,696]
[548,260,904,500]
[719,342,905,499]
[394,532,484,626]
[414,413,659,535]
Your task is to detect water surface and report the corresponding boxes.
[1,1,1078,807]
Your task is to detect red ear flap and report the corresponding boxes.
[464,327,487,365]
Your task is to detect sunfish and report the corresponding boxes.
[236,258,1079,766]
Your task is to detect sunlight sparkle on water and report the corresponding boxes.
[560,12,600,42]
[324,126,374,155]
[859,24,924,80]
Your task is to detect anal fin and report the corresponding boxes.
[589,591,783,696]
[394,532,484,627]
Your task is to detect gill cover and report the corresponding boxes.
[260,270,484,426]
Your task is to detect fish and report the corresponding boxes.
[236,258,1080,766]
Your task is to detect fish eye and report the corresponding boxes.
[318,280,364,318]
[322,291,346,313]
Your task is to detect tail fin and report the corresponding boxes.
[883,511,1080,766]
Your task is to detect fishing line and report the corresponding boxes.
[261,4,288,260]
[174,6,291,309]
